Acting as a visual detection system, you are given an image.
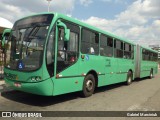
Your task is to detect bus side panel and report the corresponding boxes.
[140,61,150,78]
[53,59,82,95]
[141,61,158,78]
[154,63,158,74]
[140,46,150,78]
[116,58,134,82]
[104,57,117,85]
[53,77,84,96]
[152,62,158,75]
[102,57,134,86]
[104,58,127,85]
[52,55,106,96]
[97,56,107,87]
[140,46,158,78]
[79,55,106,87]
[52,55,106,95]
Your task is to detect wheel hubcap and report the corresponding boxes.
[86,79,93,92]
[128,77,131,83]
[150,73,153,78]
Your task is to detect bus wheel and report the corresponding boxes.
[126,71,132,85]
[149,70,153,79]
[81,74,95,97]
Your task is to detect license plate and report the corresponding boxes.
[14,83,21,88]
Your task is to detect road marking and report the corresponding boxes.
[128,104,155,111]
[128,104,141,110]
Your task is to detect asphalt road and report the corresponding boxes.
[0,71,160,120]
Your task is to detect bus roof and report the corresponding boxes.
[14,12,159,48]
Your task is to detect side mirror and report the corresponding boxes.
[2,28,11,47]
[57,20,70,41]
[65,29,70,41]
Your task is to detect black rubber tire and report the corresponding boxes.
[126,71,132,85]
[81,74,95,97]
[149,70,153,79]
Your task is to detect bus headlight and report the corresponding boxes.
[31,76,42,82]
[35,76,41,81]
[31,77,35,81]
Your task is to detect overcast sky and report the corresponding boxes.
[0,0,160,47]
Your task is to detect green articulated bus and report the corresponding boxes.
[3,13,158,97]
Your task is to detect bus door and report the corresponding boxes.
[55,21,79,77]
[56,27,79,75]
[52,20,80,95]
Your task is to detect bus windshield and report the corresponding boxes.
[6,14,53,71]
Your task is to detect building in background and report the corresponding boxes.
[0,17,13,40]
[0,17,13,79]
[152,47,160,59]
[149,45,160,69]
[149,45,160,59]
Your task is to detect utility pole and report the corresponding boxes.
[47,0,52,12]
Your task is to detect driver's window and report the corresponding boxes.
[58,28,66,60]
[46,28,55,76]
[47,29,55,65]
[58,28,64,41]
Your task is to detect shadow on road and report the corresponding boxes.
[1,77,150,107]
[95,76,150,93]
[1,90,80,107]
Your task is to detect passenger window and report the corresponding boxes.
[67,32,79,62]
[153,53,158,61]
[124,43,132,59]
[143,49,157,61]
[100,35,113,57]
[100,35,107,56]
[114,40,123,58]
[142,49,149,61]
[81,29,99,55]
[149,52,153,61]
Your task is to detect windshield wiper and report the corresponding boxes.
[24,26,40,42]
[28,36,39,39]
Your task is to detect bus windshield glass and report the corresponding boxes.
[6,14,53,71]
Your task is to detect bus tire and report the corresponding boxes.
[81,74,95,97]
[126,71,132,85]
[149,70,153,79]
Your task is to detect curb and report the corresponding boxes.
[0,80,12,94]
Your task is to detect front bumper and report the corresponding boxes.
[4,78,54,96]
